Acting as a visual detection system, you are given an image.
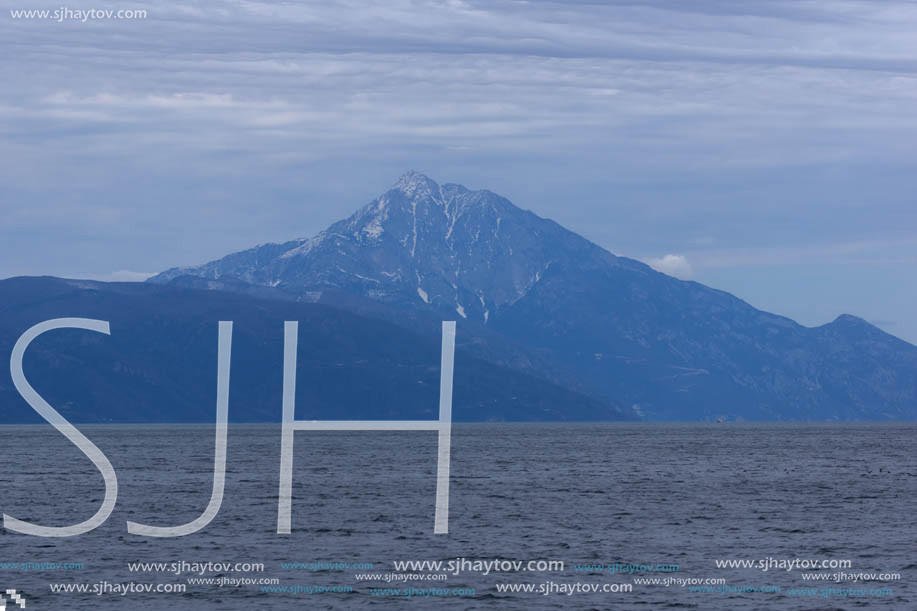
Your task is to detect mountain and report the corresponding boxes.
[0,277,628,423]
[153,171,643,322]
[150,172,917,421]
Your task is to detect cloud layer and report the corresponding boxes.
[1,0,915,340]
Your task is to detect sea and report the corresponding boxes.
[1,423,914,609]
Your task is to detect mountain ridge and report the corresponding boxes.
[146,172,917,421]
[0,275,629,423]
[152,170,644,324]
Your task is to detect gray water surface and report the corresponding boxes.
[1,423,914,609]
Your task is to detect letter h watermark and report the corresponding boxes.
[277,321,456,534]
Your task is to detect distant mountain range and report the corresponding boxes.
[2,173,914,423]
[149,172,917,422]
[0,277,622,423]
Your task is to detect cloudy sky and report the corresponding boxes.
[2,0,916,341]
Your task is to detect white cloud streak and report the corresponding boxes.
[645,254,694,279]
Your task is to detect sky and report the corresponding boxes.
[1,0,916,342]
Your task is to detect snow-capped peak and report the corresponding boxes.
[149,171,621,323]
[394,170,439,199]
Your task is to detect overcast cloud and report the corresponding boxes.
[2,0,915,341]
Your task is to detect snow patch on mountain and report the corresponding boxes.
[149,171,634,323]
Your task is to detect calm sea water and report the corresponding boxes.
[0,423,914,610]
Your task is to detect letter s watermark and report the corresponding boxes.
[5,318,118,537]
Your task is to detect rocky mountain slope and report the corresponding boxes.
[150,172,917,421]
[0,277,627,423]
